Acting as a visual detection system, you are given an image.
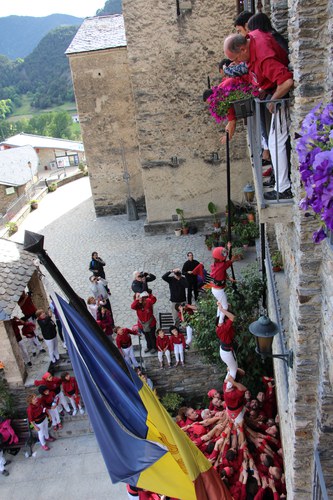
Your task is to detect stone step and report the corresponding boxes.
[52,411,94,439]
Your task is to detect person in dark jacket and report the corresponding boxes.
[131,271,156,294]
[36,309,59,364]
[162,269,188,322]
[89,252,106,279]
[181,252,200,304]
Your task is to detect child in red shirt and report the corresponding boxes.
[169,326,186,367]
[156,328,171,368]
[61,372,85,416]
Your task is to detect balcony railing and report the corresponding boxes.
[313,450,329,500]
[247,97,294,210]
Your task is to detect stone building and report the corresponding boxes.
[0,133,85,174]
[0,239,49,385]
[66,7,252,224]
[245,1,333,498]
[66,0,333,497]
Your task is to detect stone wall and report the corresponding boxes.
[266,0,333,497]
[122,0,252,224]
[68,48,144,216]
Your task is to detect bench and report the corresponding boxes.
[158,312,175,335]
[2,418,34,457]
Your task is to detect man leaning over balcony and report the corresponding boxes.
[223,31,294,200]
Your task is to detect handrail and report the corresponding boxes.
[247,97,294,207]
[313,450,329,500]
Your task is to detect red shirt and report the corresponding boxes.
[40,391,57,410]
[35,376,62,395]
[62,377,79,397]
[223,383,245,410]
[22,321,36,338]
[116,329,137,349]
[131,296,157,328]
[156,336,170,351]
[18,294,37,317]
[27,400,46,423]
[247,30,292,90]
[216,318,235,345]
[210,260,233,283]
[170,333,185,349]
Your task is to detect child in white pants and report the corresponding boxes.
[169,326,186,367]
[156,329,171,368]
[61,372,85,416]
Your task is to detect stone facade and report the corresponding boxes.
[260,0,333,497]
[122,0,251,224]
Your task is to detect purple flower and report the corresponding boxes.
[299,198,309,210]
[313,227,327,243]
[320,103,333,126]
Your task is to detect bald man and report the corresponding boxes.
[224,32,294,200]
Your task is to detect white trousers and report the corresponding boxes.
[186,325,193,345]
[0,450,5,472]
[57,390,70,413]
[211,287,228,323]
[157,349,171,364]
[49,407,61,426]
[27,336,43,354]
[220,350,238,389]
[18,339,30,364]
[44,337,59,363]
[268,103,291,193]
[122,346,139,367]
[67,395,82,411]
[174,344,184,363]
[36,417,49,446]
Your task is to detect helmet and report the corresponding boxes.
[212,246,228,260]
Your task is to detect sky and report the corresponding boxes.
[0,0,104,18]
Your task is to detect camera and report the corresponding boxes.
[175,271,182,276]
[138,272,144,278]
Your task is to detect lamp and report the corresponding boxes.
[243,182,255,203]
[249,315,293,368]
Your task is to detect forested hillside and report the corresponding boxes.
[0,26,78,110]
[96,0,122,15]
[0,14,83,59]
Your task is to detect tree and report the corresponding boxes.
[96,0,122,16]
[47,111,73,139]
[0,99,13,119]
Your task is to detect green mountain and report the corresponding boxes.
[96,0,122,16]
[0,14,83,60]
[0,26,79,109]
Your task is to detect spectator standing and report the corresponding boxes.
[97,305,114,337]
[21,319,45,357]
[131,291,157,354]
[36,309,59,364]
[35,372,71,414]
[61,372,85,415]
[115,326,140,367]
[131,271,156,294]
[89,276,112,311]
[18,290,37,321]
[181,252,200,304]
[162,269,188,322]
[89,252,106,279]
[11,317,31,367]
[49,298,66,349]
[26,393,55,451]
[37,386,62,431]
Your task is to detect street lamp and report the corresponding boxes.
[243,182,255,203]
[249,315,293,368]
[27,160,35,195]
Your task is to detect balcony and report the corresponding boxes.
[246,98,294,224]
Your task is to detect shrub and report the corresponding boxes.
[192,264,272,394]
[0,379,16,418]
[161,392,184,416]
[5,221,18,235]
[48,182,57,192]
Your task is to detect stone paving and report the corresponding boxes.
[3,176,257,498]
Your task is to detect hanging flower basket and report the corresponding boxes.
[233,97,254,119]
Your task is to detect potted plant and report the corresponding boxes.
[174,228,182,237]
[244,223,260,246]
[48,182,57,193]
[208,202,221,228]
[175,208,189,235]
[205,234,216,250]
[271,250,283,272]
[5,221,18,236]
[232,247,245,260]
[30,199,38,210]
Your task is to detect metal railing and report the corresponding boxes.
[313,450,329,500]
[0,187,34,228]
[247,97,294,207]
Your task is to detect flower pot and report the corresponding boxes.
[30,202,38,210]
[213,222,221,229]
[174,229,182,237]
[182,227,190,235]
[273,266,283,272]
[233,98,254,119]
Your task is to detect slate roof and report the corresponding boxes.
[65,14,126,55]
[0,238,37,321]
[0,145,38,187]
[1,133,84,152]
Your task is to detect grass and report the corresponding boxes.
[8,95,77,121]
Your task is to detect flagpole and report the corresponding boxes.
[23,230,131,376]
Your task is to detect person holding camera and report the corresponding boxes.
[89,252,106,279]
[131,291,157,353]
[131,271,156,294]
[162,269,188,322]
